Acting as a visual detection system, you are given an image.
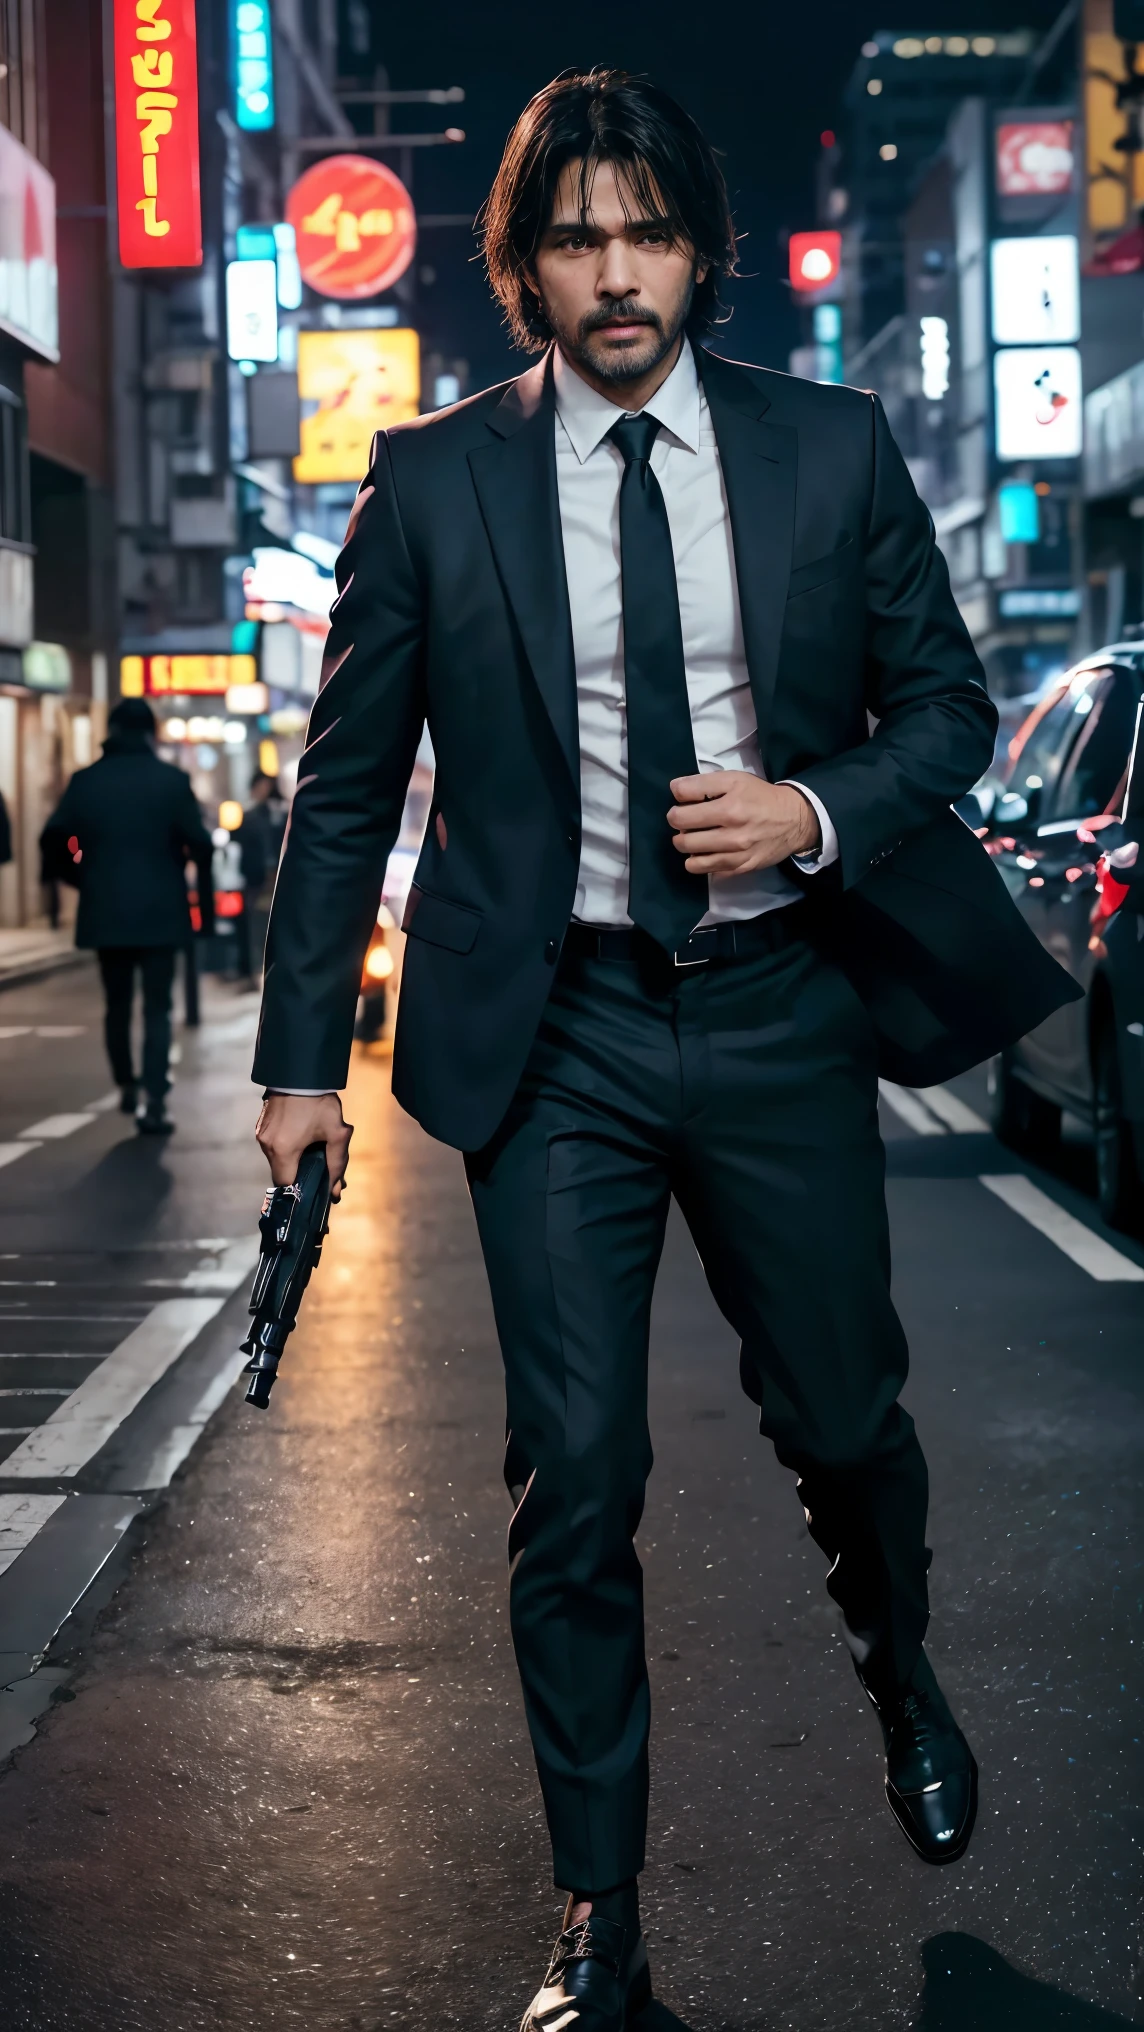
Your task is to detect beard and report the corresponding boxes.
[548,278,695,387]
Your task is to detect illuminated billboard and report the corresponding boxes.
[286,158,417,301]
[294,328,420,484]
[120,653,257,696]
[991,235,1079,345]
[996,121,1074,196]
[994,346,1082,461]
[113,0,202,269]
[226,258,278,362]
[0,125,57,359]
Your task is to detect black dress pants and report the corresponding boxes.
[465,917,931,1894]
[97,946,177,1101]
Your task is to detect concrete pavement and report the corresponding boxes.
[0,963,1137,2029]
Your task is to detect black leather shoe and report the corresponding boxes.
[520,1908,651,2030]
[861,1649,978,1864]
[137,1099,175,1136]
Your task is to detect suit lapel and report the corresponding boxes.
[467,351,579,796]
[697,350,797,763]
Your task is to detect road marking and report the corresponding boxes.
[879,1082,946,1135]
[134,1344,249,1490]
[19,1113,98,1140]
[88,1091,121,1114]
[917,1084,990,1133]
[2,1238,260,1481]
[0,1027,31,1040]
[979,1174,1144,1282]
[0,1493,67,1578]
[35,1026,85,1037]
[879,1080,990,1136]
[0,1142,42,1171]
[3,1298,225,1478]
[156,1236,261,1295]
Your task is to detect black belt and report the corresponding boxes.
[564,905,808,969]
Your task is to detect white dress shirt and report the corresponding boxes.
[553,339,836,927]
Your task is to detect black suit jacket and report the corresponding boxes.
[253,346,1078,1149]
[41,741,215,949]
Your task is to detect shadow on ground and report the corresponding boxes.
[916,1935,1137,2030]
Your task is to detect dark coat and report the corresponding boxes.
[41,737,215,950]
[0,786,10,867]
[253,345,1079,1150]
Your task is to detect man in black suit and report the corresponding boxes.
[254,71,1075,2027]
[42,698,214,1134]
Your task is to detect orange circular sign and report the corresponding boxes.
[286,155,416,301]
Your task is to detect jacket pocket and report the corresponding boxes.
[787,533,856,600]
[403,887,482,954]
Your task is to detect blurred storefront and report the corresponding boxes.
[0,0,114,930]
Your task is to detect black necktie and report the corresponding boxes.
[607,413,707,954]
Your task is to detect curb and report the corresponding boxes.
[0,947,94,995]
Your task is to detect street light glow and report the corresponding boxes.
[920,316,950,399]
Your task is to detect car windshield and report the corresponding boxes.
[1049,669,1143,821]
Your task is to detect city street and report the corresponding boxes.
[0,959,1136,2030]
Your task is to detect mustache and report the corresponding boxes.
[579,301,663,339]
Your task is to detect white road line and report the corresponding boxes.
[88,1090,121,1114]
[917,1084,991,1134]
[2,1237,260,1481]
[135,1346,248,1490]
[158,1237,260,1295]
[19,1113,97,1140]
[0,1027,31,1040]
[0,1493,67,1579]
[878,1082,947,1135]
[979,1174,1144,1282]
[0,1142,41,1170]
[3,1298,225,1478]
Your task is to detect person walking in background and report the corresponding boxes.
[235,770,286,987]
[41,697,215,1135]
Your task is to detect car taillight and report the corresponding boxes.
[1092,853,1133,928]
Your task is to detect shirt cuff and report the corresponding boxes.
[263,1087,338,1096]
[780,780,839,872]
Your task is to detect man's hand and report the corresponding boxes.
[255,1092,353,1201]
[667,772,820,876]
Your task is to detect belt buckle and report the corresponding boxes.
[673,935,710,969]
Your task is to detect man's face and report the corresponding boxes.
[530,158,706,386]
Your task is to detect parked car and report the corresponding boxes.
[975,642,1144,1228]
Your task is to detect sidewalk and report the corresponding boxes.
[0,927,91,993]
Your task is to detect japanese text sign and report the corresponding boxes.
[286,157,416,300]
[114,0,202,268]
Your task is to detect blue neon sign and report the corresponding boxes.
[233,1,275,132]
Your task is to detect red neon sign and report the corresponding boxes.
[113,0,202,269]
[286,156,417,301]
[789,230,842,294]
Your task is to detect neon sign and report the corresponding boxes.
[113,0,202,269]
[232,1,275,133]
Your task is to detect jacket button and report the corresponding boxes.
[544,937,559,963]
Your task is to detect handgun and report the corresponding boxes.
[240,1141,333,1408]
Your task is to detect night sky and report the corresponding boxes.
[375,0,1066,393]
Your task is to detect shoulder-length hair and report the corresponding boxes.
[481,68,738,352]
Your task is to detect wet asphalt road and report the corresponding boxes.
[0,961,1139,2030]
